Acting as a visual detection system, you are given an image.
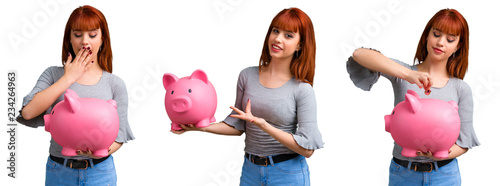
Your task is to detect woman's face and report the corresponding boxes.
[268,27,301,61]
[70,28,102,61]
[426,28,460,62]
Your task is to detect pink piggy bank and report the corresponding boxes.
[44,89,119,157]
[163,69,217,131]
[385,90,460,159]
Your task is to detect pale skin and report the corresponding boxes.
[21,28,122,159]
[352,27,467,160]
[171,27,315,158]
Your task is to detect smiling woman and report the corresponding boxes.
[260,8,316,86]
[172,7,323,186]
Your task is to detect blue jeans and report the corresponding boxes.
[389,158,461,186]
[240,154,310,186]
[45,155,117,186]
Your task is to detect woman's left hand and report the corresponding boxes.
[416,150,449,161]
[230,99,266,128]
[77,149,109,159]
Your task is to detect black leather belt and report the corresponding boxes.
[393,157,453,172]
[245,152,298,166]
[50,155,109,169]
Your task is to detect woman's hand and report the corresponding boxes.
[77,149,108,159]
[229,99,314,158]
[417,144,468,161]
[76,142,122,159]
[171,124,205,134]
[230,99,266,128]
[416,150,441,161]
[63,47,93,83]
[405,70,433,95]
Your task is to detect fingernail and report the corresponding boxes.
[89,51,92,55]
[82,46,85,49]
[67,52,71,56]
[87,47,90,50]
[91,61,94,63]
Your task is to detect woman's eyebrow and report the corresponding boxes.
[432,28,458,37]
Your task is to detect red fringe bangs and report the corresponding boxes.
[432,13,463,37]
[271,11,301,33]
[69,10,101,31]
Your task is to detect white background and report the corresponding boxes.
[1,0,499,185]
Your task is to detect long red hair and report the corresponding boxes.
[259,8,316,86]
[61,5,113,73]
[414,9,469,79]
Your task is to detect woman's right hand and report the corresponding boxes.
[405,70,433,95]
[63,47,93,83]
[171,124,204,135]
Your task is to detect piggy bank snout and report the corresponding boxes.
[171,95,192,113]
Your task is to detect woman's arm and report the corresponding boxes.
[22,48,93,120]
[230,99,314,158]
[417,144,468,161]
[171,122,244,136]
[352,48,432,93]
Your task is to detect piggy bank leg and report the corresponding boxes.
[195,119,211,128]
[61,147,78,157]
[401,148,418,157]
[171,123,183,131]
[433,150,450,159]
[93,149,109,158]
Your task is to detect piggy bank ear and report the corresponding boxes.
[448,101,459,110]
[406,89,420,99]
[163,73,179,90]
[190,69,209,84]
[107,99,117,109]
[64,89,81,113]
[405,92,421,114]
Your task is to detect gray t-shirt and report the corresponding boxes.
[347,56,480,162]
[17,66,135,159]
[223,67,324,157]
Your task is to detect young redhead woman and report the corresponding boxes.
[347,9,479,185]
[17,5,134,185]
[172,7,323,185]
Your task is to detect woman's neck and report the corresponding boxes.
[259,58,293,88]
[266,58,293,78]
[75,61,104,85]
[418,58,449,78]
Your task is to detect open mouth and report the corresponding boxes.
[271,44,282,51]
